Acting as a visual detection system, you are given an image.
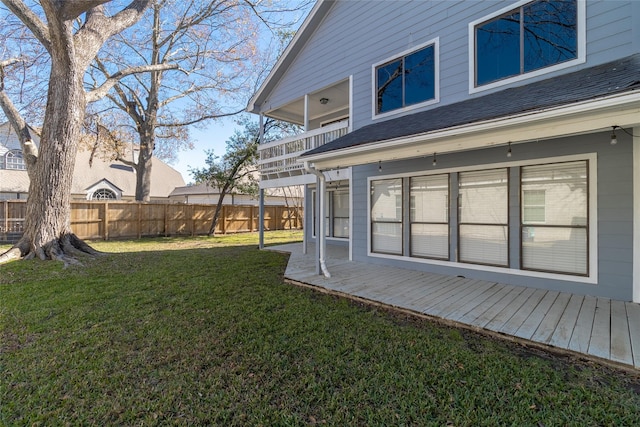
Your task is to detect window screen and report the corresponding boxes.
[410,174,449,259]
[459,169,509,266]
[371,179,403,255]
[521,161,588,275]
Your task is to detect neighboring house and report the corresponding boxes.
[0,122,185,201]
[168,182,301,206]
[249,0,640,303]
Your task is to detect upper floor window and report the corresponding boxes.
[470,0,584,92]
[373,39,439,117]
[5,150,26,170]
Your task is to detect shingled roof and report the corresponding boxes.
[302,54,640,158]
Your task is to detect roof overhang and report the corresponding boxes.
[301,90,640,170]
[247,0,335,115]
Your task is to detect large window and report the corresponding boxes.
[371,179,403,255]
[375,41,437,115]
[458,169,509,266]
[410,174,449,259]
[521,161,588,275]
[473,0,578,87]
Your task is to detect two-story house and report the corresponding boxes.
[249,0,640,303]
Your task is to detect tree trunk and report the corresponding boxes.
[135,133,153,202]
[208,195,226,236]
[0,22,98,265]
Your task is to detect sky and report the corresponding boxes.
[173,116,239,184]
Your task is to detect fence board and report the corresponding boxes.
[0,201,302,242]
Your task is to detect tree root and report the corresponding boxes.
[0,233,102,267]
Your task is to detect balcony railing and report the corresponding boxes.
[258,120,348,180]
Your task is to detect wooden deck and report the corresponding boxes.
[269,243,640,370]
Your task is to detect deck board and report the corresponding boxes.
[531,293,572,344]
[626,303,640,368]
[499,288,547,335]
[588,298,611,360]
[610,300,633,365]
[548,294,584,349]
[271,243,640,370]
[484,286,536,332]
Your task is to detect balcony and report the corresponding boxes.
[258,120,348,182]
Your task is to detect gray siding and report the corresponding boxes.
[350,131,634,301]
[263,0,637,132]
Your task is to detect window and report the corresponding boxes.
[312,187,349,239]
[459,169,509,266]
[375,40,437,115]
[410,174,449,259]
[371,179,403,255]
[473,0,579,87]
[92,188,117,200]
[521,161,588,275]
[332,190,349,238]
[5,150,25,170]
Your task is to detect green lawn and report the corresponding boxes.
[1,231,639,425]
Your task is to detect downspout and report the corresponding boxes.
[304,161,331,278]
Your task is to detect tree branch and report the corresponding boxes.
[0,0,51,51]
[86,63,180,103]
[58,0,111,21]
[156,109,245,127]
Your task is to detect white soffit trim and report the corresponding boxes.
[247,0,330,113]
[303,91,640,169]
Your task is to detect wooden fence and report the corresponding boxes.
[0,200,302,243]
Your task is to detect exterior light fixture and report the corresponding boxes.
[610,126,618,145]
[432,152,437,166]
[378,160,382,172]
[319,97,329,105]
[507,141,512,158]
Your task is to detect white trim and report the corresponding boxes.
[371,37,440,120]
[348,75,354,133]
[468,0,586,94]
[247,0,328,112]
[634,126,640,302]
[367,153,598,284]
[348,166,353,261]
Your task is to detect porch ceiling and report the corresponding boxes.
[265,79,350,126]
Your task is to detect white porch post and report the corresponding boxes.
[258,113,265,250]
[634,126,640,303]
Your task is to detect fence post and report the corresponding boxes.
[250,205,255,232]
[221,205,226,234]
[190,204,195,236]
[2,200,7,241]
[137,203,142,239]
[164,203,168,236]
[103,202,109,241]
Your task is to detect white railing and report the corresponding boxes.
[258,120,348,179]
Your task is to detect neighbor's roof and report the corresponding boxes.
[169,183,222,197]
[0,169,30,193]
[303,54,640,158]
[71,149,185,198]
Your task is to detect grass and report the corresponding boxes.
[1,231,639,426]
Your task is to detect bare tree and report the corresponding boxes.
[0,0,174,265]
[88,0,310,202]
